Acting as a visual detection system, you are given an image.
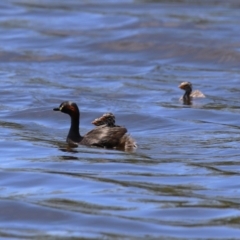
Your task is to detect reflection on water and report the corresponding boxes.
[1,0,240,239]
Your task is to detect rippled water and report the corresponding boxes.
[1,0,240,239]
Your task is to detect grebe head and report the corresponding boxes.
[178,82,192,92]
[53,101,79,116]
[92,112,116,126]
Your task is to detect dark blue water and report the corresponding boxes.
[1,0,240,239]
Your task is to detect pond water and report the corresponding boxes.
[1,0,240,239]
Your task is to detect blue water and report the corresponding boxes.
[0,0,240,239]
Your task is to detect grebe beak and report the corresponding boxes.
[178,84,183,89]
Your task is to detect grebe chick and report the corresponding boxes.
[53,101,137,151]
[179,81,205,104]
[92,112,119,127]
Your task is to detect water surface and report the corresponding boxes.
[1,0,240,239]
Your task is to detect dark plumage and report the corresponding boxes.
[53,101,137,151]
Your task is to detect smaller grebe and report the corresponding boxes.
[179,81,205,104]
[92,112,118,127]
[53,101,137,151]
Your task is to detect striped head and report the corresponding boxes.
[92,112,116,127]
